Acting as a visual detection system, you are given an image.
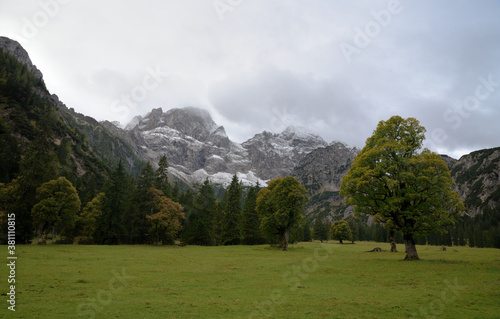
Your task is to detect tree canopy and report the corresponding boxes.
[256,176,308,251]
[340,116,464,260]
[330,220,352,244]
[31,177,81,241]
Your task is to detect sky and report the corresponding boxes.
[1,0,499,159]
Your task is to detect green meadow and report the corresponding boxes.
[1,242,499,318]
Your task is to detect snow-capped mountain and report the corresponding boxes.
[119,107,330,186]
[242,126,329,179]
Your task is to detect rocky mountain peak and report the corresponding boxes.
[134,106,224,144]
[0,36,43,79]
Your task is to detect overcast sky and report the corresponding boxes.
[1,0,499,159]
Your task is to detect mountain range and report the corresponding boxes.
[1,36,498,221]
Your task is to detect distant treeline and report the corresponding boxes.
[313,210,500,249]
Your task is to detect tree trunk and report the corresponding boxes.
[403,233,419,260]
[281,229,290,251]
[389,230,398,252]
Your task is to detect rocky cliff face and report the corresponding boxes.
[449,147,500,217]
[291,142,358,222]
[242,126,328,179]
[292,142,358,195]
[0,37,43,80]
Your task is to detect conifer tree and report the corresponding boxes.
[182,180,217,245]
[95,161,128,244]
[241,183,263,245]
[155,155,171,198]
[124,162,155,244]
[221,174,242,245]
[313,218,329,242]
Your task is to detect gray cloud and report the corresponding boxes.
[0,0,499,158]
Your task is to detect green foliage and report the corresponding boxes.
[313,217,329,242]
[31,177,81,240]
[330,220,352,244]
[256,176,308,251]
[79,192,106,238]
[0,117,19,183]
[302,221,312,242]
[345,215,358,243]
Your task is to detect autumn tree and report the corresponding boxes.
[146,188,184,245]
[31,177,81,242]
[330,220,352,244]
[340,116,464,260]
[256,176,308,251]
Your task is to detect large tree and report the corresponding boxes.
[256,176,308,251]
[31,177,81,242]
[340,116,464,260]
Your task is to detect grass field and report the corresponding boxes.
[1,241,499,318]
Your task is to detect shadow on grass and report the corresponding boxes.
[418,259,471,265]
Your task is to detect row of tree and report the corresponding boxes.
[0,151,313,249]
[312,214,500,249]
